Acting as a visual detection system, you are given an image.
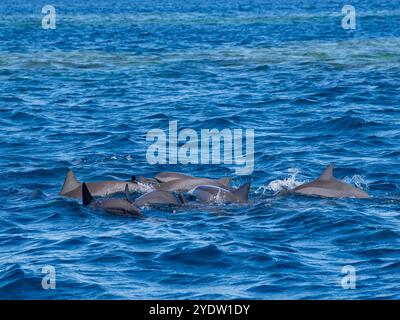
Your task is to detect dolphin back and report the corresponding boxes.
[135,190,182,207]
[293,164,369,199]
[154,172,193,183]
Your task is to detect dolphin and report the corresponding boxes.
[278,164,369,199]
[60,170,149,199]
[154,172,232,186]
[133,190,187,208]
[154,172,195,183]
[123,184,187,208]
[82,183,141,216]
[189,182,251,204]
[155,176,232,193]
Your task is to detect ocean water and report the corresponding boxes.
[1,0,400,299]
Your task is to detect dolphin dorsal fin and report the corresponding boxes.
[124,184,134,203]
[60,169,81,195]
[82,182,94,206]
[217,177,231,186]
[318,164,334,181]
[233,182,251,201]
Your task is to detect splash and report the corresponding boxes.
[137,182,155,193]
[256,168,305,194]
[211,188,228,204]
[344,174,369,191]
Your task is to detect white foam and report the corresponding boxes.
[256,168,305,194]
[137,182,155,193]
[344,174,369,191]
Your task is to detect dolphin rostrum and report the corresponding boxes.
[155,176,232,193]
[82,183,141,216]
[60,170,150,199]
[189,182,251,204]
[278,164,369,199]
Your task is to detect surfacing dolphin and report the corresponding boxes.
[133,190,187,208]
[155,176,232,193]
[82,183,141,216]
[60,170,149,199]
[189,182,251,204]
[154,172,195,183]
[136,172,194,185]
[278,164,369,199]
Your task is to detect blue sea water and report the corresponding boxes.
[1,0,400,299]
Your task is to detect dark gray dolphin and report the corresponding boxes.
[189,182,251,204]
[155,176,232,192]
[60,170,150,199]
[82,183,141,216]
[134,190,186,208]
[278,164,369,199]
